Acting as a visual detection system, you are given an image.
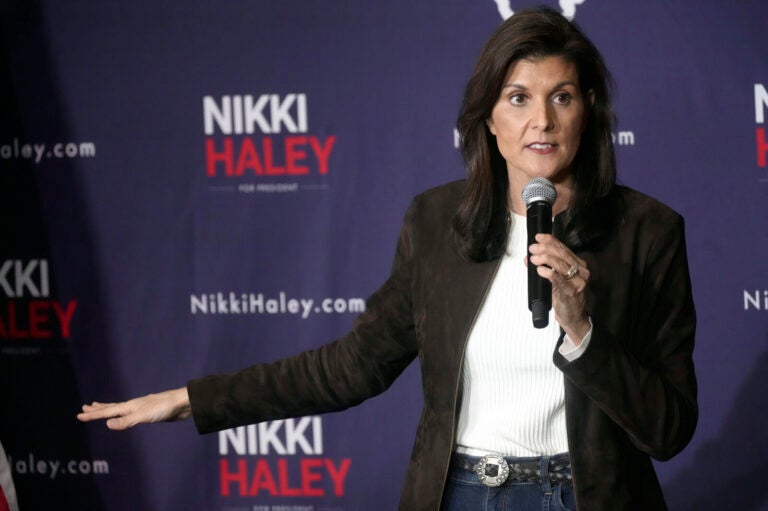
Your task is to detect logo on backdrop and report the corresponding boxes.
[0,260,78,349]
[755,84,768,174]
[202,94,337,194]
[190,291,365,319]
[0,138,95,164]
[494,0,586,20]
[217,417,352,498]
[452,128,635,150]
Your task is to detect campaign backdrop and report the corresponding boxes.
[1,1,767,509]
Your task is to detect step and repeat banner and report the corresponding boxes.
[1,1,767,509]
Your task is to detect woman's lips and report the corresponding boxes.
[526,142,557,154]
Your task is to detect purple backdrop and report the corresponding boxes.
[1,0,767,509]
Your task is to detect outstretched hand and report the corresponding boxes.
[77,387,192,430]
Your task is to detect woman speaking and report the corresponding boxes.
[79,7,697,510]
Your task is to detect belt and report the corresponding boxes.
[452,452,572,488]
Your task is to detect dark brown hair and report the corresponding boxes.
[454,6,616,261]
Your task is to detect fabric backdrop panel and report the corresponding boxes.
[1,0,767,509]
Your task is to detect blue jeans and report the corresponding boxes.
[441,453,576,511]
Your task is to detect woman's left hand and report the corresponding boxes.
[528,233,591,343]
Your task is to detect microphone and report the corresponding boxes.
[521,177,557,329]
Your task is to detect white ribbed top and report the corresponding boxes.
[455,213,568,457]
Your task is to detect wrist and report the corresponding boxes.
[173,387,192,419]
[563,315,591,345]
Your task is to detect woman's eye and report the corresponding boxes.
[509,94,527,106]
[553,93,572,105]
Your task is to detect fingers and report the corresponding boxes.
[78,399,146,430]
[77,388,191,430]
[527,234,590,334]
[528,234,589,287]
[79,402,124,419]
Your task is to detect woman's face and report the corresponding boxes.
[487,55,588,191]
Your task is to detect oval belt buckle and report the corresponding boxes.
[475,453,510,487]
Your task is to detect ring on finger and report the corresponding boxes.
[564,264,579,280]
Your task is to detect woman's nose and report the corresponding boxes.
[531,100,554,131]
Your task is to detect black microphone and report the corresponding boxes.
[521,177,557,329]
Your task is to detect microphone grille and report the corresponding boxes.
[521,177,557,206]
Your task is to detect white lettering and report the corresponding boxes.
[34,144,45,162]
[0,260,14,296]
[259,421,286,455]
[219,427,246,455]
[312,416,323,454]
[301,298,313,319]
[204,94,308,135]
[744,289,768,310]
[284,417,314,454]
[244,95,271,133]
[756,84,768,124]
[203,96,232,135]
[217,418,323,455]
[49,460,60,479]
[0,260,49,297]
[80,142,96,157]
[348,298,366,313]
[190,294,207,314]
[16,259,41,296]
[249,293,264,313]
[247,424,258,455]
[190,292,362,317]
[270,94,300,133]
[232,95,243,134]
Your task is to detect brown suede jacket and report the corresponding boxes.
[187,180,697,510]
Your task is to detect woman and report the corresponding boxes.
[78,7,697,510]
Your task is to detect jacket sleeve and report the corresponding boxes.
[555,214,698,461]
[187,202,419,434]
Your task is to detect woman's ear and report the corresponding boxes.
[486,118,497,136]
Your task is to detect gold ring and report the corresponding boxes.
[564,264,578,280]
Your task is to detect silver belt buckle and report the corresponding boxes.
[475,453,509,487]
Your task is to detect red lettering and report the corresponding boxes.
[277,458,302,496]
[52,301,77,338]
[285,136,309,175]
[219,457,350,497]
[206,136,334,177]
[309,136,335,175]
[235,138,263,176]
[6,301,27,338]
[758,127,768,167]
[263,138,285,175]
[29,301,51,338]
[325,458,351,497]
[206,138,234,176]
[219,459,248,496]
[0,300,76,339]
[300,458,324,496]
[249,459,278,496]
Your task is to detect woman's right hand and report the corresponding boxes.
[77,387,192,430]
